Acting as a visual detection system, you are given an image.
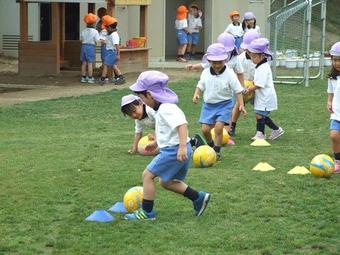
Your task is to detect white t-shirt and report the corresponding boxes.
[175,19,188,30]
[99,28,107,40]
[188,13,202,33]
[244,26,261,36]
[106,31,119,50]
[253,61,277,111]
[80,27,100,45]
[239,51,256,81]
[155,103,190,148]
[225,23,244,37]
[327,77,340,121]
[228,55,244,74]
[135,105,156,133]
[197,66,243,104]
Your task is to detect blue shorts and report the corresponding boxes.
[101,44,107,63]
[235,36,242,49]
[199,100,233,125]
[104,49,117,66]
[330,119,340,131]
[80,44,96,63]
[188,32,199,45]
[147,143,193,183]
[254,110,271,117]
[176,29,188,45]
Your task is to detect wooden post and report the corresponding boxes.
[140,5,148,38]
[107,0,115,16]
[19,0,28,42]
[60,3,65,64]
[52,3,61,73]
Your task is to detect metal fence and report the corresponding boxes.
[268,0,327,86]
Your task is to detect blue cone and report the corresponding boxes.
[108,202,127,213]
[85,209,115,222]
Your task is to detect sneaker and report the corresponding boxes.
[87,77,95,84]
[111,77,117,83]
[185,54,191,60]
[176,57,187,63]
[124,208,156,220]
[228,129,235,137]
[81,76,88,83]
[193,191,211,217]
[194,133,207,148]
[251,131,266,141]
[269,127,285,140]
[334,160,340,174]
[227,137,235,145]
[216,152,221,161]
[99,78,109,85]
[115,76,126,85]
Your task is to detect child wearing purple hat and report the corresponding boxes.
[242,11,261,35]
[327,41,340,173]
[193,43,247,159]
[121,94,157,154]
[124,70,211,220]
[244,38,284,140]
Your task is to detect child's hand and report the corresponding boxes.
[192,94,200,104]
[239,105,247,116]
[145,142,157,152]
[327,101,333,113]
[177,145,188,162]
[242,88,250,95]
[186,64,194,71]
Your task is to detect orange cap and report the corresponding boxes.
[229,10,240,18]
[176,5,188,20]
[106,17,118,27]
[101,15,112,29]
[84,13,97,25]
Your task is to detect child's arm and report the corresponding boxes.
[115,44,120,61]
[327,93,334,113]
[128,132,142,154]
[177,124,188,162]
[235,92,247,116]
[186,63,204,71]
[237,72,245,87]
[192,87,202,103]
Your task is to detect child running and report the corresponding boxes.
[327,41,340,173]
[244,38,284,140]
[125,70,211,220]
[192,43,247,159]
[80,13,100,84]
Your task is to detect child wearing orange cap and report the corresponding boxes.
[80,13,100,84]
[224,10,243,49]
[99,17,125,85]
[175,5,189,62]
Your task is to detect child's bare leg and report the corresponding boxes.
[181,44,187,55]
[88,63,93,77]
[81,62,87,76]
[187,43,192,54]
[101,65,108,78]
[331,130,340,173]
[201,123,213,145]
[113,65,122,76]
[159,179,187,194]
[191,45,196,55]
[142,169,156,201]
[214,121,224,147]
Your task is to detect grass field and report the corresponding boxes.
[1,77,339,255]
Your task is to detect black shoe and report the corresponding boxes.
[115,76,126,85]
[228,129,235,137]
[194,133,207,148]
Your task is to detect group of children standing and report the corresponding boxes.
[80,9,125,85]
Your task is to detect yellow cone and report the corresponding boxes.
[250,139,271,146]
[287,166,310,175]
[252,162,275,171]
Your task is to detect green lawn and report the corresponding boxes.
[0,77,339,255]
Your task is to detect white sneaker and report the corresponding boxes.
[87,77,95,84]
[251,131,266,140]
[81,76,88,83]
[269,127,284,140]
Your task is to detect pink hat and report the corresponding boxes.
[216,32,236,52]
[121,94,140,108]
[240,30,260,50]
[244,11,255,20]
[129,71,178,104]
[248,38,272,60]
[330,42,340,57]
[202,43,230,64]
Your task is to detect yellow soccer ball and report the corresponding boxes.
[192,145,217,168]
[211,128,230,145]
[137,134,159,156]
[309,154,334,177]
[123,186,143,212]
[243,80,255,103]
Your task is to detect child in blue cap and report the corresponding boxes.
[125,70,211,220]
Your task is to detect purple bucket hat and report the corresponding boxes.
[248,38,273,59]
[240,30,260,50]
[244,11,255,20]
[121,94,140,108]
[202,43,230,64]
[216,32,236,52]
[330,42,340,57]
[129,70,178,104]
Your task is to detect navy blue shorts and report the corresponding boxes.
[80,44,96,63]
[147,143,193,183]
